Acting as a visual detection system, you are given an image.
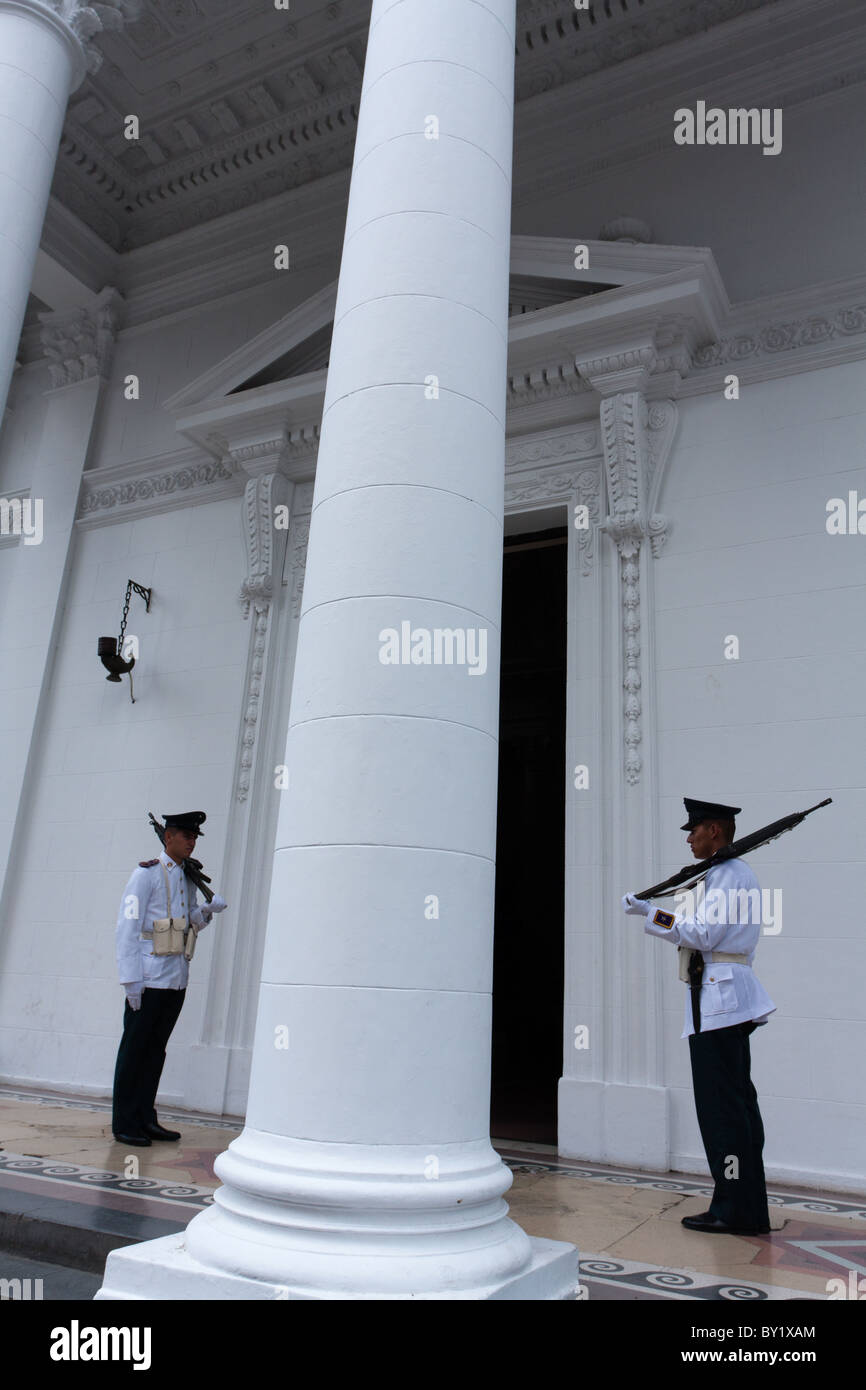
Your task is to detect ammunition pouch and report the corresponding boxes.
[151,861,186,957]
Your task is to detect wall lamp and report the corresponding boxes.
[98,580,152,703]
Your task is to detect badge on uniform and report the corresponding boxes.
[652,909,676,929]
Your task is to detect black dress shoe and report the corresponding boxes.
[143,1122,181,1142]
[113,1132,151,1147]
[682,1213,770,1235]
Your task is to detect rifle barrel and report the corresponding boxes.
[635,796,832,900]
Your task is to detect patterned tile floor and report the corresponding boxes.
[1,1089,863,1301]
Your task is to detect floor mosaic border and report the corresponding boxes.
[0,1152,215,1207]
[2,1089,863,1220]
[0,1149,856,1302]
[576,1256,820,1302]
[498,1150,866,1220]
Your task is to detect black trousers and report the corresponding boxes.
[112,987,185,1136]
[688,1020,770,1230]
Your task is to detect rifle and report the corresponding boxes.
[148,812,215,903]
[636,797,832,901]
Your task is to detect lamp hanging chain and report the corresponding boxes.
[117,581,150,656]
[117,581,132,656]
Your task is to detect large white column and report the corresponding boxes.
[0,0,133,419]
[0,289,123,922]
[98,0,579,1300]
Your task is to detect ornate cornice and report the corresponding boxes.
[577,346,658,398]
[694,304,866,368]
[514,0,776,103]
[229,439,291,475]
[77,449,237,524]
[219,428,319,483]
[508,359,590,408]
[38,286,123,389]
[506,427,599,471]
[57,89,359,250]
[513,0,866,209]
[53,0,822,251]
[74,438,316,529]
[506,465,592,509]
[55,8,364,250]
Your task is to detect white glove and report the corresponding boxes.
[191,894,226,928]
[124,984,142,1011]
[622,893,652,917]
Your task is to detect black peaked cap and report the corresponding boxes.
[162,811,206,837]
[681,798,741,831]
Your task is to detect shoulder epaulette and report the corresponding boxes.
[139,859,159,868]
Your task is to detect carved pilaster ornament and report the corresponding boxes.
[38,286,124,389]
[599,393,650,786]
[289,515,310,620]
[239,468,288,617]
[574,468,603,577]
[236,461,291,802]
[578,353,678,786]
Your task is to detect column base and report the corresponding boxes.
[96,1231,580,1301]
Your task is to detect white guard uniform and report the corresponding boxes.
[115,850,206,991]
[644,857,776,1038]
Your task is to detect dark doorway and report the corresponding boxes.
[490,525,567,1144]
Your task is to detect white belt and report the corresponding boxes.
[679,948,750,982]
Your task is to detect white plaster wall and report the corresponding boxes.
[652,359,866,1188]
[514,87,866,302]
[0,496,249,1102]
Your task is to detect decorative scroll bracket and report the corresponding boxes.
[576,350,678,786]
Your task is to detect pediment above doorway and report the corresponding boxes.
[164,235,728,472]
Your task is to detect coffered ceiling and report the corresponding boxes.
[53,0,798,251]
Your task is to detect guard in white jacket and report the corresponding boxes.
[112,811,227,1146]
[623,798,775,1237]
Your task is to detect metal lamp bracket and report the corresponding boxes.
[98,580,153,703]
